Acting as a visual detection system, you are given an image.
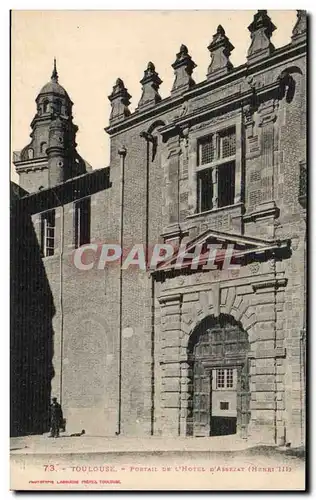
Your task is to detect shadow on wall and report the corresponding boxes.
[10,183,55,436]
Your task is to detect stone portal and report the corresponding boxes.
[187,315,250,438]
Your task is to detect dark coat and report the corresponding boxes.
[50,402,63,425]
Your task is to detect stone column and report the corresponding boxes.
[159,293,183,436]
[163,135,182,238]
[179,361,190,436]
[234,113,243,205]
[187,134,198,214]
[258,99,277,206]
[250,98,279,238]
[248,277,287,445]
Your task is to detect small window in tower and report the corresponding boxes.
[43,101,50,113]
[55,100,62,114]
[40,142,47,155]
[27,148,34,159]
[74,197,91,248]
[40,210,55,257]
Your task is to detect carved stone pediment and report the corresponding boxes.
[153,228,290,274]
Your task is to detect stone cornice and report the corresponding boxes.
[14,158,48,172]
[158,293,182,305]
[105,40,306,137]
[252,278,288,292]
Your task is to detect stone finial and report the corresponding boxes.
[207,25,234,80]
[247,10,276,63]
[51,57,58,82]
[292,10,307,44]
[108,78,131,124]
[171,44,196,94]
[137,62,162,110]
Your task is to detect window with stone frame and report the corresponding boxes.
[74,197,91,248]
[197,127,236,213]
[40,209,55,257]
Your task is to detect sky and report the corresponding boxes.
[11,10,297,183]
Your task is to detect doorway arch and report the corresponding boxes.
[186,314,250,438]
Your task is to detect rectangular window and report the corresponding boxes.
[219,127,236,159]
[218,161,235,208]
[41,210,55,257]
[226,368,234,388]
[74,197,91,248]
[197,169,213,213]
[198,135,216,165]
[197,127,236,213]
[216,369,225,389]
[220,401,229,410]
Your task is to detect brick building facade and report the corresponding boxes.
[12,11,307,446]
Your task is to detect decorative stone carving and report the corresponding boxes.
[243,102,255,139]
[258,99,277,128]
[207,25,234,80]
[171,45,196,94]
[250,262,260,275]
[108,78,131,124]
[291,10,307,44]
[247,10,276,63]
[137,62,162,110]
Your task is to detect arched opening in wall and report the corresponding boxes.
[147,120,165,161]
[54,99,62,114]
[43,101,50,113]
[186,314,250,438]
[40,142,47,155]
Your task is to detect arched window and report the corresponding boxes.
[40,142,47,155]
[27,148,34,159]
[54,100,62,114]
[43,101,50,113]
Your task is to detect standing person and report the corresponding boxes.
[49,397,63,438]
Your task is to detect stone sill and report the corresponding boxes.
[186,202,243,221]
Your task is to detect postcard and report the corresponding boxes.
[10,9,307,491]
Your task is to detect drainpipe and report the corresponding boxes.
[140,131,155,434]
[59,204,64,406]
[51,189,64,407]
[140,131,154,266]
[117,146,126,435]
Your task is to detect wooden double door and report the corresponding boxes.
[188,318,250,438]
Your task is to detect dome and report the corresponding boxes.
[39,80,69,98]
[37,59,70,100]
